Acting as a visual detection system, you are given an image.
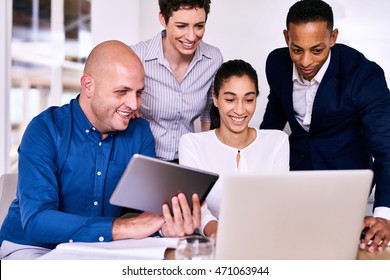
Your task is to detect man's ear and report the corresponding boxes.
[80,74,94,98]
[283,29,290,47]
[330,28,339,47]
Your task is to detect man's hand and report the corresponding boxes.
[359,216,390,253]
[161,193,201,237]
[112,211,164,240]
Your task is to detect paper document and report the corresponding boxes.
[38,237,179,260]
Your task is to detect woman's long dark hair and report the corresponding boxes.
[210,59,259,129]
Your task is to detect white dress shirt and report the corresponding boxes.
[292,52,331,131]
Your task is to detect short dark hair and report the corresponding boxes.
[159,0,211,24]
[286,0,334,31]
[210,59,259,129]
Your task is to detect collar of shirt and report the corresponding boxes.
[144,30,212,65]
[73,95,115,143]
[292,51,331,131]
[292,50,331,85]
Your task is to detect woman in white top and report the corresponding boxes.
[179,59,290,237]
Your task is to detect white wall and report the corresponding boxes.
[127,0,390,128]
[91,0,141,46]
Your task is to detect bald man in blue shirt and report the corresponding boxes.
[0,40,201,259]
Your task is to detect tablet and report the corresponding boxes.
[109,154,219,214]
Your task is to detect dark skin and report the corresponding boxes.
[360,217,390,253]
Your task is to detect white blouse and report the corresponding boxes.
[179,128,290,233]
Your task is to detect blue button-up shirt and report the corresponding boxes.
[0,96,156,249]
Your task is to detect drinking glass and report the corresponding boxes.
[175,235,215,260]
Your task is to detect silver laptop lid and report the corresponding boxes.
[216,170,373,260]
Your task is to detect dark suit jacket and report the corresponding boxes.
[260,43,390,209]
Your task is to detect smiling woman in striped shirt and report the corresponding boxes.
[131,0,223,162]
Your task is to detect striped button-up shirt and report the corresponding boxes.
[131,30,223,161]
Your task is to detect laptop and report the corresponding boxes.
[110,154,219,214]
[215,170,373,260]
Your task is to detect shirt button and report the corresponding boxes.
[97,171,101,176]
[69,239,73,243]
[85,129,89,134]
[98,142,102,146]
[92,127,96,131]
[99,236,104,242]
[93,201,98,206]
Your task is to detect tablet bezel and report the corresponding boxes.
[109,154,219,214]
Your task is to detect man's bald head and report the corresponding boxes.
[79,40,145,137]
[83,40,143,80]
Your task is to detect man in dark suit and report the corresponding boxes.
[260,0,390,252]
